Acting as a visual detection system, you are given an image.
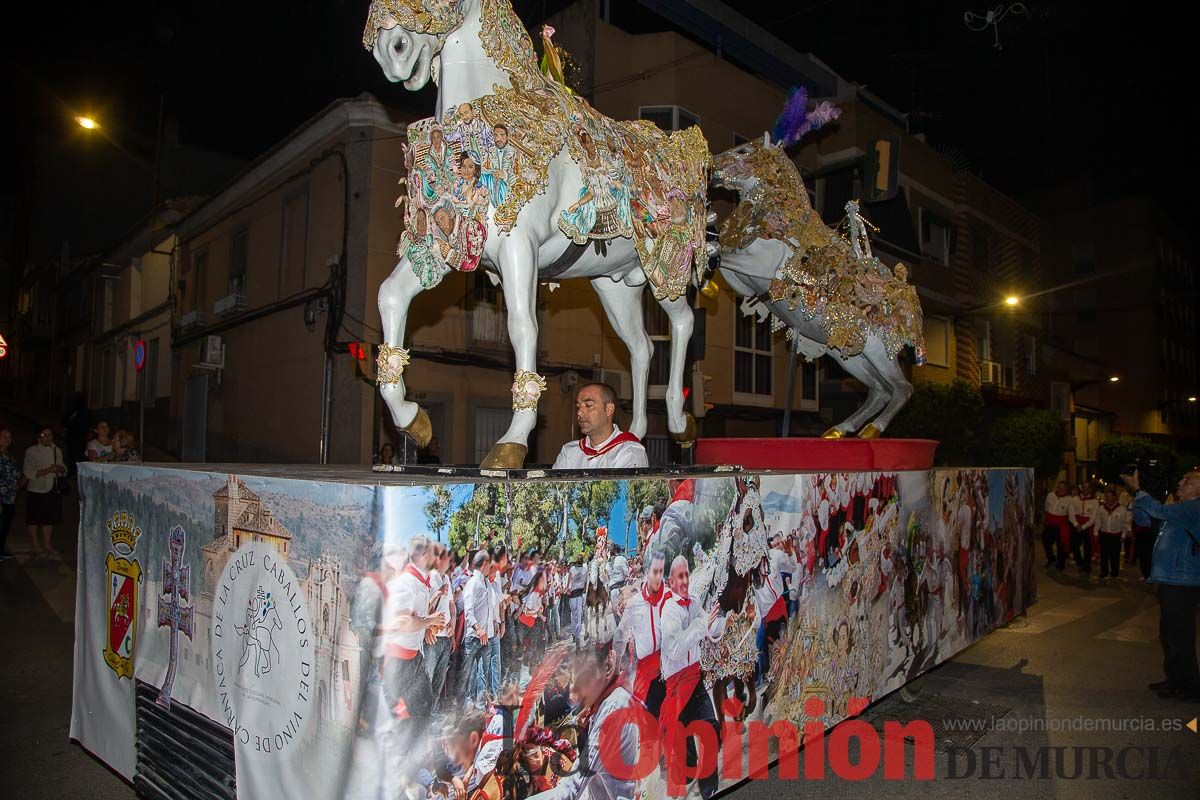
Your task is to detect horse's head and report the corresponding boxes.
[711,133,772,196]
[362,0,467,90]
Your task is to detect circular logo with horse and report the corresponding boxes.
[211,543,315,757]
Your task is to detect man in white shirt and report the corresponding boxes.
[621,549,670,715]
[424,543,454,714]
[1043,480,1071,571]
[568,558,588,646]
[458,550,493,703]
[486,544,510,698]
[660,556,727,800]
[1070,482,1099,576]
[606,548,630,625]
[1096,486,1131,580]
[552,383,648,469]
[381,535,442,779]
[754,534,795,682]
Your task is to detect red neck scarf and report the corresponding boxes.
[404,564,430,588]
[642,583,665,606]
[579,428,641,458]
[675,595,692,608]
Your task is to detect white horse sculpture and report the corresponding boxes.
[711,134,924,437]
[363,0,708,467]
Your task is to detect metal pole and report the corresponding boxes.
[319,348,332,464]
[138,365,145,456]
[782,334,800,437]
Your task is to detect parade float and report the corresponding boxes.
[69,3,1037,799]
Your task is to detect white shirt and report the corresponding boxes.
[529,685,639,800]
[511,564,535,592]
[660,593,726,680]
[463,571,494,638]
[521,590,543,617]
[607,554,630,588]
[23,444,63,495]
[552,425,649,470]
[1097,504,1131,536]
[468,712,506,790]
[1071,496,1100,530]
[568,564,588,593]
[384,565,432,653]
[429,569,454,638]
[624,584,671,660]
[489,573,505,631]
[1044,492,1071,517]
[755,548,795,613]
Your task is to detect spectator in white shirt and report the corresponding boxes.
[552,383,648,470]
[660,555,727,800]
[1070,482,1100,576]
[458,550,493,703]
[1043,480,1071,571]
[1096,486,1131,580]
[424,543,454,713]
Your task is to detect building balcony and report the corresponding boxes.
[213,289,246,318]
[178,309,206,332]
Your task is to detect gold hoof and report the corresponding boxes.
[480,442,528,469]
[400,407,433,449]
[858,423,883,439]
[670,412,697,444]
[822,427,847,439]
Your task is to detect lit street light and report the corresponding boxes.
[1189,396,1198,403]
[75,115,99,130]
[1004,295,1020,307]
[1108,376,1120,383]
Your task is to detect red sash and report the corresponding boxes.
[1046,512,1070,549]
[519,613,537,627]
[763,596,787,624]
[404,564,431,588]
[579,431,641,459]
[386,643,420,661]
[633,652,661,702]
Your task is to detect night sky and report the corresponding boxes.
[7,0,1191,230]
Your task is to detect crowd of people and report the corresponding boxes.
[0,419,141,564]
[1042,479,1153,580]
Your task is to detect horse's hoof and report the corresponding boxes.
[480,442,528,469]
[821,427,847,439]
[670,412,697,445]
[400,407,433,448]
[858,422,883,439]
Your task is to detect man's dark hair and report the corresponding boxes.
[489,543,508,563]
[578,382,617,408]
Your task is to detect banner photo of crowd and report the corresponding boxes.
[71,465,1035,800]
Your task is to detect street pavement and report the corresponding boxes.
[1,480,1198,798]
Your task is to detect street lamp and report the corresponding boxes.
[1004,295,1020,307]
[1108,376,1120,383]
[75,115,99,130]
[1189,396,1198,403]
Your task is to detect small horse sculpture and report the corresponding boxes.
[711,131,924,438]
[363,0,710,466]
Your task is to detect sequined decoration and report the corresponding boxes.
[700,606,759,689]
[713,141,925,360]
[475,0,711,300]
[376,344,411,385]
[362,0,465,48]
[511,369,547,411]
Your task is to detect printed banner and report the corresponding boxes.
[72,465,1035,799]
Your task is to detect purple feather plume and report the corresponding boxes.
[772,87,842,147]
[772,86,809,148]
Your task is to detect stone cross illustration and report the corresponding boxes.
[156,526,194,708]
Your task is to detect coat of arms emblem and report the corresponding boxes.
[103,512,143,679]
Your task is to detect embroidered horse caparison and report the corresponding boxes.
[364,0,705,467]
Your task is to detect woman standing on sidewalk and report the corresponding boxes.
[0,427,22,561]
[23,427,65,562]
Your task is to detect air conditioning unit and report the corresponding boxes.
[213,290,246,317]
[197,335,225,370]
[596,368,633,401]
[178,310,206,331]
[980,360,1002,385]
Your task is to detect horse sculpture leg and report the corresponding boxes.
[824,350,892,437]
[481,235,541,468]
[590,276,651,439]
[856,335,913,437]
[657,295,696,442]
[378,258,432,446]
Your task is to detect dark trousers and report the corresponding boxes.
[0,503,14,553]
[1071,528,1093,573]
[1098,533,1122,578]
[1134,526,1156,578]
[1158,584,1200,694]
[644,676,666,719]
[1042,524,1059,566]
[678,681,721,799]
